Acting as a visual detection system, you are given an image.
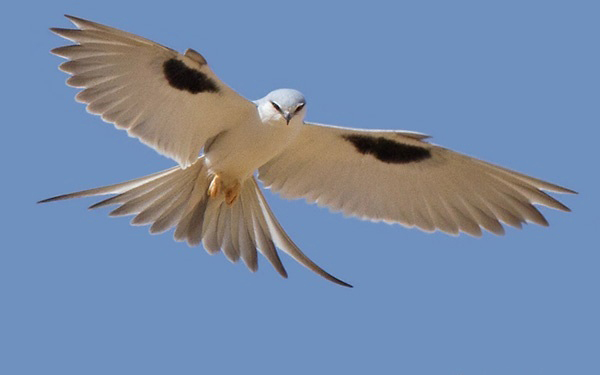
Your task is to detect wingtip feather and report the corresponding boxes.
[49,27,68,35]
[542,183,577,195]
[37,193,77,204]
[64,15,95,29]
[64,14,80,22]
[328,276,353,288]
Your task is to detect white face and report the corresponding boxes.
[258,88,307,125]
[268,99,306,125]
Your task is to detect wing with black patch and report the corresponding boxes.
[258,122,575,237]
[342,134,432,163]
[51,15,258,168]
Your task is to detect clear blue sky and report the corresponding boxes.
[2,1,598,374]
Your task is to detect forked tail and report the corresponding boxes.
[39,157,351,287]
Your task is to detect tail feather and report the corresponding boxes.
[93,168,183,211]
[37,166,179,203]
[237,201,259,272]
[250,179,352,287]
[130,173,191,226]
[242,186,287,278]
[149,187,192,234]
[216,205,240,262]
[39,158,351,287]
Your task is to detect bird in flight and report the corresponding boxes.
[41,15,575,287]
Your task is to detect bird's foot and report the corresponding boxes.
[225,181,241,206]
[208,174,240,205]
[208,174,222,198]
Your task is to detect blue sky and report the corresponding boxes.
[2,1,598,374]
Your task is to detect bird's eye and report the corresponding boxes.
[295,103,305,113]
[270,101,282,112]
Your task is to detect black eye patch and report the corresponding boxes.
[270,101,282,113]
[295,103,305,113]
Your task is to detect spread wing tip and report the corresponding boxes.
[551,185,577,195]
[64,14,82,22]
[329,276,353,288]
[49,15,99,38]
[49,27,74,38]
[37,192,78,204]
[63,14,100,29]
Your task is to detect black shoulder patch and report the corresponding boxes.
[343,134,432,164]
[163,58,219,94]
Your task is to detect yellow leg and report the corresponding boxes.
[208,174,222,198]
[225,181,241,206]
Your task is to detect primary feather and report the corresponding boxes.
[259,123,574,237]
[51,15,257,168]
[42,15,575,287]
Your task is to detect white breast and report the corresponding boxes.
[204,114,303,183]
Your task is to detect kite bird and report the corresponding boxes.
[40,15,576,287]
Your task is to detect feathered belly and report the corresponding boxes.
[203,123,295,184]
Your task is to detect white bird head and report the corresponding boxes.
[257,89,306,125]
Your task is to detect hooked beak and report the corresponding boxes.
[283,111,292,125]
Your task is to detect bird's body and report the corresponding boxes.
[204,90,305,198]
[41,16,576,287]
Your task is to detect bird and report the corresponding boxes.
[40,15,576,287]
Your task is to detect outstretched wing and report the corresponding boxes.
[51,15,258,168]
[259,123,576,236]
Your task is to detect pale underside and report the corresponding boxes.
[45,15,575,286]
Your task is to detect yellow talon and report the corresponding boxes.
[208,174,240,205]
[225,181,241,205]
[208,174,222,198]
